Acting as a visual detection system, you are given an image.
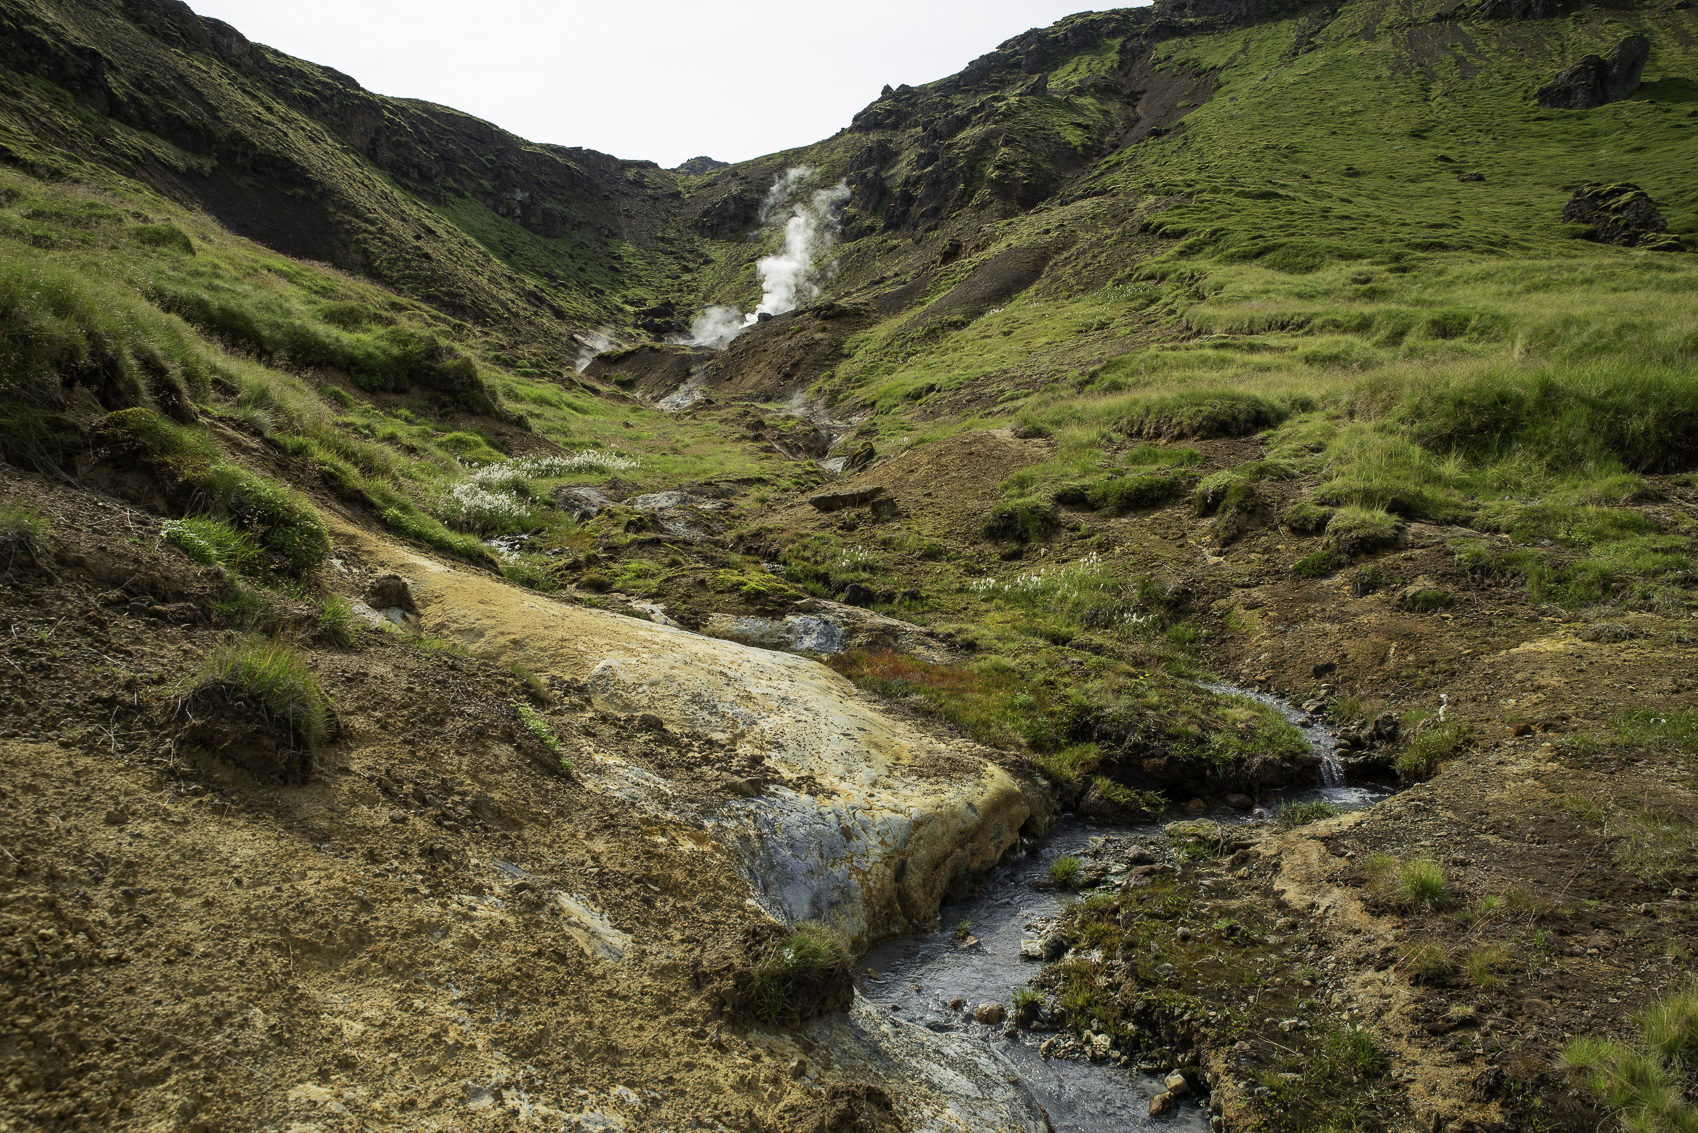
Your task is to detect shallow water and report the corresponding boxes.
[859,817,1211,1131]
[856,684,1391,1131]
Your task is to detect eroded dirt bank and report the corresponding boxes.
[0,466,1048,1131]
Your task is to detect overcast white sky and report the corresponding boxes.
[183,2,1127,168]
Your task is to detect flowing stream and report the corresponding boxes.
[854,684,1391,1130]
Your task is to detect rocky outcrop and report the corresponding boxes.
[702,598,955,663]
[1535,35,1650,109]
[585,645,1036,946]
[351,527,1043,949]
[1562,183,1684,251]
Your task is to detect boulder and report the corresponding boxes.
[705,600,955,663]
[623,490,697,511]
[809,486,886,513]
[701,614,845,655]
[1562,183,1683,251]
[840,582,876,608]
[556,484,619,521]
[1536,35,1649,109]
[367,575,420,632]
[844,441,878,472]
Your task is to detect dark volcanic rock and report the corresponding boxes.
[1535,35,1649,109]
[839,583,876,608]
[673,156,728,176]
[1562,184,1683,251]
[809,487,886,513]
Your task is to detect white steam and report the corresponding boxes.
[680,167,850,350]
[685,306,750,351]
[575,328,619,373]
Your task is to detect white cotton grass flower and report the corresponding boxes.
[441,482,535,534]
[465,450,639,489]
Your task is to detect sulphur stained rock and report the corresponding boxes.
[702,599,955,663]
[701,613,845,655]
[369,532,1041,948]
[587,644,1035,945]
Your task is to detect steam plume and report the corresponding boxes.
[681,167,849,350]
[575,328,619,373]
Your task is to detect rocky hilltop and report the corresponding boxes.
[0,0,1695,1130]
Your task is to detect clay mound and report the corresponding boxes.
[704,304,872,400]
[174,685,316,783]
[584,344,711,399]
[332,518,1038,948]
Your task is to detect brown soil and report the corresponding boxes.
[3,414,1696,1130]
[703,305,875,401]
[770,427,1049,546]
[0,466,907,1131]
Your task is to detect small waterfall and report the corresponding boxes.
[1202,682,1346,789]
[1319,746,1345,788]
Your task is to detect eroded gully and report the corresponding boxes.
[852,685,1392,1131]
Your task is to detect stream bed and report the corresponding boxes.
[854,685,1392,1131]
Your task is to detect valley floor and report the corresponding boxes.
[1,429,1694,1132]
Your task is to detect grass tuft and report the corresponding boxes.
[1563,983,1698,1131]
[1464,944,1511,992]
[315,595,360,649]
[161,516,259,573]
[1396,723,1469,783]
[1278,799,1341,829]
[1393,858,1450,910]
[1049,855,1083,888]
[189,638,330,751]
[514,702,571,774]
[0,505,49,572]
[748,922,852,1025]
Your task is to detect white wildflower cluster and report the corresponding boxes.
[836,546,872,572]
[441,481,533,534]
[465,450,639,489]
[445,450,639,534]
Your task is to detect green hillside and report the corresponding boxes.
[1,0,1696,1129]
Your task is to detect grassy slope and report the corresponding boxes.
[0,0,745,368]
[0,7,1695,1122]
[721,0,1698,615]
[791,0,1698,407]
